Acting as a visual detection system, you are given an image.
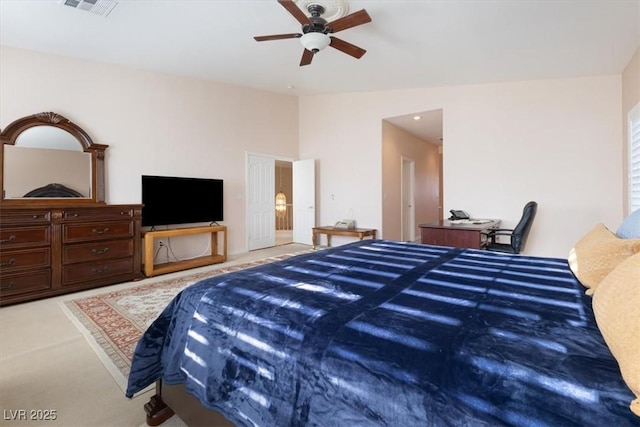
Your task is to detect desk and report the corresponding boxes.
[419,219,500,249]
[312,226,377,249]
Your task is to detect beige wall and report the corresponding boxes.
[300,76,623,258]
[2,45,633,259]
[382,121,440,241]
[622,47,640,214]
[0,46,299,256]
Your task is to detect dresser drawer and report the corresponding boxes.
[0,226,51,249]
[62,221,133,243]
[62,207,135,222]
[62,257,134,286]
[0,269,51,297]
[62,239,133,264]
[0,210,51,225]
[0,247,50,272]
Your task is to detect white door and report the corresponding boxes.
[401,157,415,242]
[293,159,315,245]
[247,154,275,251]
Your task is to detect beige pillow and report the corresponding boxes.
[592,252,640,417]
[568,223,640,295]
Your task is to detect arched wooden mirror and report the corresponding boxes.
[0,112,107,205]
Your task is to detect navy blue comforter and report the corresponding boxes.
[126,240,639,426]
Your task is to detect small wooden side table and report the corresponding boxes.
[312,226,377,249]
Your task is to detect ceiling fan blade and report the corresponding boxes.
[254,33,301,42]
[300,49,314,66]
[329,36,367,59]
[328,9,371,33]
[278,0,312,26]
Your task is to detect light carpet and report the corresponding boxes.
[60,251,307,395]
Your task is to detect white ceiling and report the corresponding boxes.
[1,0,639,142]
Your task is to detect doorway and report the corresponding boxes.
[246,154,316,251]
[382,109,443,241]
[275,160,293,246]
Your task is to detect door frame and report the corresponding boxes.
[401,156,415,242]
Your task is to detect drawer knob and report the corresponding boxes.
[0,282,14,290]
[0,258,16,267]
[91,247,110,255]
[91,266,109,275]
[32,215,39,219]
[91,227,110,235]
[0,235,16,244]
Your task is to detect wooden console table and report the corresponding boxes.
[142,225,227,277]
[419,219,500,249]
[312,226,377,249]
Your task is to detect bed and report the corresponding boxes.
[126,239,640,426]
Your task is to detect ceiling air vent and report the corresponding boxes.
[60,0,118,17]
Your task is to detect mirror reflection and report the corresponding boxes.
[15,125,84,151]
[3,125,92,199]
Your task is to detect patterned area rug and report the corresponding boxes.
[60,251,308,394]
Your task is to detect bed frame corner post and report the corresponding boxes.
[144,381,175,426]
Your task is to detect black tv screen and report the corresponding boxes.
[141,175,223,227]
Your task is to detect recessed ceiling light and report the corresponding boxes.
[413,116,422,121]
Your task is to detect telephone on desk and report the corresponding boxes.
[334,219,356,229]
[449,210,470,220]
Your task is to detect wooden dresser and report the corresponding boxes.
[0,205,143,306]
[0,205,143,305]
[1,112,148,306]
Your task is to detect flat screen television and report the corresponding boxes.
[141,175,223,227]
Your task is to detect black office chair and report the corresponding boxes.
[484,201,537,254]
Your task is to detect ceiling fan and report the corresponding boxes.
[254,0,372,66]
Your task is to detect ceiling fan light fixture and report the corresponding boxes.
[300,32,331,52]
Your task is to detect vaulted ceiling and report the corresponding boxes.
[1,0,638,140]
[2,0,638,96]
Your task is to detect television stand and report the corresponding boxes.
[142,225,227,277]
